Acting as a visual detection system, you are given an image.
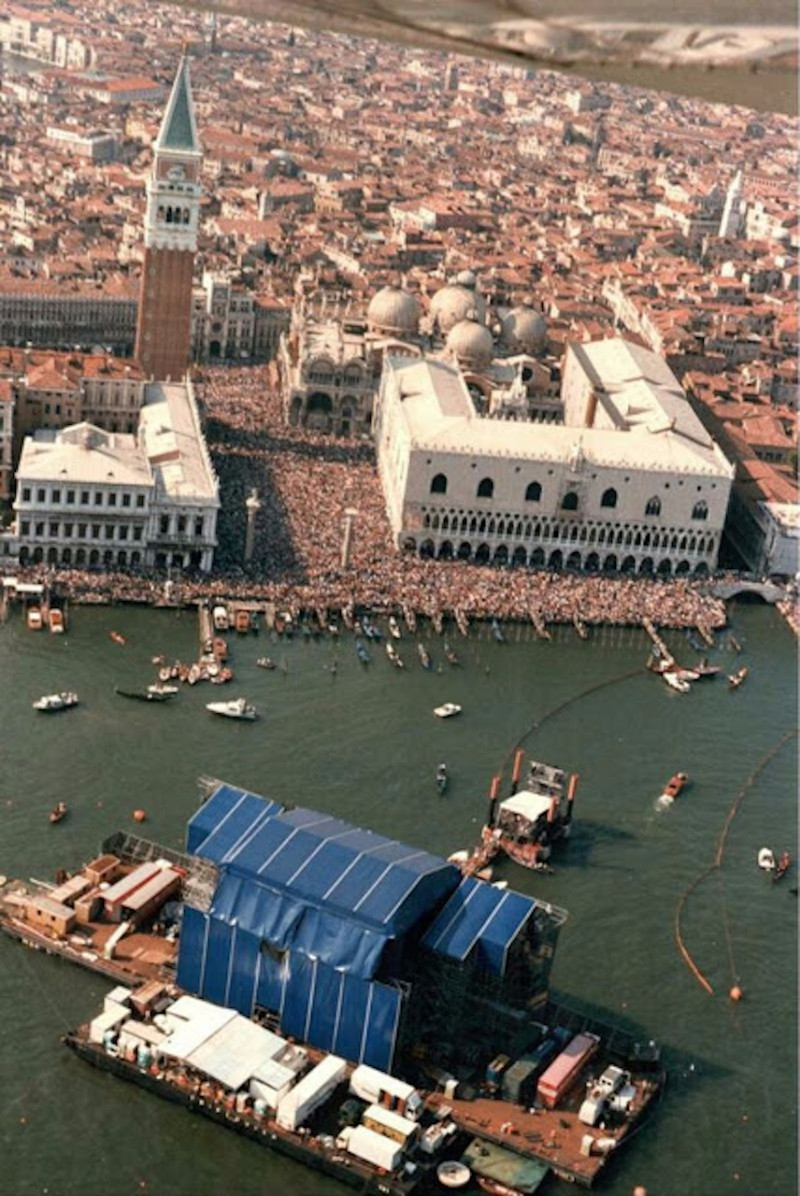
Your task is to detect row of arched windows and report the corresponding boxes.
[419,511,715,555]
[428,475,708,520]
[406,538,711,577]
[158,205,191,225]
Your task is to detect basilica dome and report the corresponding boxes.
[429,284,487,334]
[366,286,421,337]
[501,307,547,354]
[446,317,494,369]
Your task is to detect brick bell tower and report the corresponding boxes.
[135,55,202,381]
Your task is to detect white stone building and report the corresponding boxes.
[374,338,734,576]
[13,379,219,572]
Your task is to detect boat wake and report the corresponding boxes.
[654,794,674,813]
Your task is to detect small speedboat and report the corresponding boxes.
[206,697,257,721]
[436,763,449,795]
[33,692,79,712]
[663,671,691,693]
[49,801,68,824]
[661,772,688,801]
[110,631,126,646]
[728,666,748,689]
[256,657,276,670]
[758,847,775,871]
[433,702,462,719]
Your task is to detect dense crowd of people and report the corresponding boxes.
[7,364,763,633]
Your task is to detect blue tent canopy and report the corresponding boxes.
[421,876,536,976]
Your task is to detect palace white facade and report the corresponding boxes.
[13,379,219,572]
[374,338,734,577]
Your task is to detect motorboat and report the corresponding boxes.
[663,671,690,693]
[436,763,449,795]
[115,687,172,703]
[33,692,79,712]
[417,642,432,670]
[673,667,701,682]
[386,641,404,669]
[433,702,461,719]
[212,604,229,632]
[147,683,179,696]
[27,606,43,631]
[206,697,257,721]
[48,608,65,634]
[256,657,276,670]
[758,847,775,871]
[728,666,749,689]
[388,614,402,640]
[110,630,126,645]
[694,659,722,678]
[213,637,228,661]
[234,610,251,634]
[49,801,68,824]
[661,772,688,801]
[490,617,506,644]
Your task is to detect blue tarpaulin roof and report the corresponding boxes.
[186,784,284,856]
[421,876,536,976]
[189,786,459,939]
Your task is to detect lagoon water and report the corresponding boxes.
[0,601,796,1196]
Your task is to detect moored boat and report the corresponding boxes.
[694,659,721,678]
[403,604,417,634]
[417,642,432,670]
[48,608,65,634]
[212,605,229,632]
[33,691,79,712]
[488,760,579,871]
[354,638,371,666]
[455,609,470,638]
[386,641,404,669]
[49,801,68,824]
[234,610,251,634]
[27,606,43,631]
[490,617,505,644]
[663,671,690,693]
[388,614,402,640]
[213,637,228,661]
[206,697,257,721]
[443,640,460,666]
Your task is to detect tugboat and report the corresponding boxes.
[436,763,449,795]
[49,801,68,824]
[205,697,257,721]
[33,692,79,712]
[489,760,579,871]
[728,665,748,690]
[417,642,432,670]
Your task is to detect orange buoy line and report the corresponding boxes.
[674,727,798,997]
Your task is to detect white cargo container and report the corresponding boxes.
[349,1064,422,1120]
[249,1058,298,1109]
[346,1124,403,1172]
[276,1055,347,1131]
[89,1003,129,1045]
[362,1103,419,1146]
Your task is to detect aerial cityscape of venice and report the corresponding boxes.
[0,3,796,1196]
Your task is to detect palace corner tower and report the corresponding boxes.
[134,56,202,381]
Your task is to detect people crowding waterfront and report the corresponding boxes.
[16,365,732,630]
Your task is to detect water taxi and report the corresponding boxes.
[48,608,65,634]
[27,606,43,631]
[212,604,229,632]
[206,697,258,721]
